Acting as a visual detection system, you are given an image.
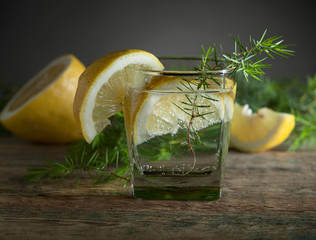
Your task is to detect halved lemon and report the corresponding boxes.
[0,54,85,143]
[230,103,295,152]
[132,76,236,145]
[73,49,164,143]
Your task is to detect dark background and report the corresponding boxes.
[1,0,315,85]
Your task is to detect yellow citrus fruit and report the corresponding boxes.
[230,102,295,152]
[73,49,164,143]
[0,54,85,143]
[132,76,236,145]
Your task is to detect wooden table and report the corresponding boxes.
[0,136,315,239]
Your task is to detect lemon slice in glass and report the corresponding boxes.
[132,76,236,145]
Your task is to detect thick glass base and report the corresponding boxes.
[132,164,223,201]
[133,186,221,201]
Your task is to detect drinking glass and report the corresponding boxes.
[124,57,236,201]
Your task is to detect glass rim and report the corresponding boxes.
[137,88,233,94]
[140,56,234,75]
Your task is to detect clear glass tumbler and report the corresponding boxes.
[124,57,236,201]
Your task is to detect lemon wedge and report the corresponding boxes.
[132,76,236,145]
[73,49,164,143]
[0,54,85,143]
[230,103,295,152]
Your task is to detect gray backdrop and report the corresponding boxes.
[1,0,315,85]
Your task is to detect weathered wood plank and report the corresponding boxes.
[0,136,315,239]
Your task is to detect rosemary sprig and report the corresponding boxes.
[289,74,316,150]
[175,52,216,173]
[200,29,294,81]
[24,113,131,186]
[174,30,294,170]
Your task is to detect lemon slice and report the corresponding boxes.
[230,103,295,152]
[132,76,236,145]
[0,54,85,143]
[73,49,164,143]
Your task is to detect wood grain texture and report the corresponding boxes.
[0,136,315,240]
